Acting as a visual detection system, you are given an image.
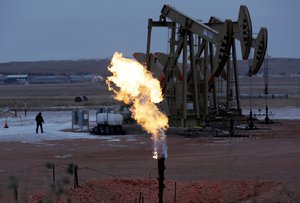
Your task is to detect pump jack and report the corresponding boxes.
[135,5,268,127]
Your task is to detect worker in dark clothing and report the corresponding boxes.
[35,112,44,133]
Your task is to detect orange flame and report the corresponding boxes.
[106,52,169,158]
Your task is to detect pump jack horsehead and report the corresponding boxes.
[134,4,267,127]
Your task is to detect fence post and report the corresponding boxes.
[9,176,18,203]
[14,185,18,202]
[74,164,79,188]
[174,181,177,203]
[52,164,55,183]
[138,192,142,203]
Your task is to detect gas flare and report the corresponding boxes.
[106,52,169,158]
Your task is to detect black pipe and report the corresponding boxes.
[157,157,165,203]
[265,105,270,123]
[230,118,234,136]
[249,109,254,129]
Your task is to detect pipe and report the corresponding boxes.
[157,157,165,203]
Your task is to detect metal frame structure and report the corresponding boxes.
[136,4,268,127]
[207,6,268,112]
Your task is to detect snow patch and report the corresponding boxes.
[0,111,115,143]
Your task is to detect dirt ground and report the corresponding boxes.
[0,119,300,202]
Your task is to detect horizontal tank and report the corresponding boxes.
[96,113,123,126]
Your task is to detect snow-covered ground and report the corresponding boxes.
[0,111,111,143]
[242,107,300,120]
[0,107,299,143]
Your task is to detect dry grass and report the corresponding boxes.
[0,81,119,109]
[0,76,299,109]
[239,76,300,95]
[239,76,300,107]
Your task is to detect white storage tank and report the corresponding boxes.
[96,113,123,126]
[108,113,123,125]
[96,113,107,124]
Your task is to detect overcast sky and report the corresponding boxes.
[0,0,299,62]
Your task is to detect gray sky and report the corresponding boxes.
[0,0,299,62]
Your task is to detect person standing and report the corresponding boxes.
[24,101,27,117]
[14,102,17,117]
[35,112,44,133]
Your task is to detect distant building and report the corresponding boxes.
[4,74,29,85]
[29,75,69,84]
[70,75,93,83]
[29,75,94,84]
